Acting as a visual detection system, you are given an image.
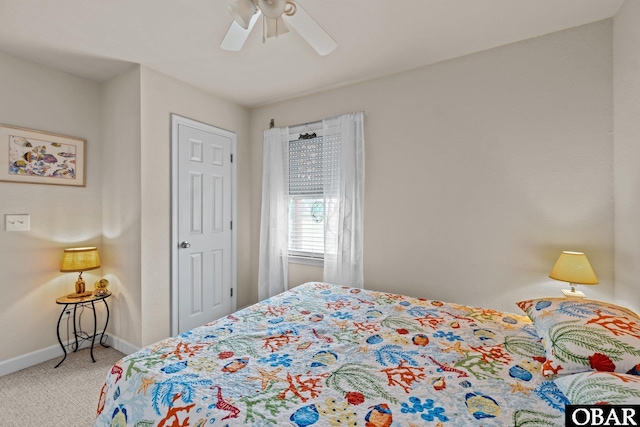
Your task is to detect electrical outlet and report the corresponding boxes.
[61,309,72,320]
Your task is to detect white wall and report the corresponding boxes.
[250,20,614,314]
[0,51,103,363]
[614,0,640,314]
[139,67,251,346]
[101,66,142,350]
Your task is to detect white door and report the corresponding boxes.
[171,115,236,335]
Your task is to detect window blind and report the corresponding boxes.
[289,137,324,195]
[289,136,323,257]
[288,196,325,257]
[288,135,336,258]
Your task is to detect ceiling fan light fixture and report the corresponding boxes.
[221,0,336,56]
[257,0,287,19]
[227,0,257,29]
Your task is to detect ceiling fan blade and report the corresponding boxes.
[221,10,261,51]
[285,2,336,56]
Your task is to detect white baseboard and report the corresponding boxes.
[0,344,63,377]
[108,335,139,356]
[0,335,140,377]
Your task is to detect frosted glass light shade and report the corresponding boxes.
[60,247,100,272]
[549,251,597,297]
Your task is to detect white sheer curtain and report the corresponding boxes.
[322,112,365,288]
[258,127,289,300]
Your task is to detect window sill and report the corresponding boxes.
[288,256,324,267]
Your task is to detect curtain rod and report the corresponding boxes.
[269,111,365,131]
[269,111,364,133]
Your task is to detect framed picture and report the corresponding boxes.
[0,125,86,187]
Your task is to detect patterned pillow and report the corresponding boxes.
[516,298,640,377]
[555,372,640,404]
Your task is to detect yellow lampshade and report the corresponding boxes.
[549,251,598,298]
[60,247,100,298]
[60,247,100,272]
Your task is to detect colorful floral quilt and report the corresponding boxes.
[95,282,567,426]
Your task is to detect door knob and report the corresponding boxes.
[180,241,191,248]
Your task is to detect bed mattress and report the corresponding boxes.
[95,282,566,426]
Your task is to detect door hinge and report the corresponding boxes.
[230,153,233,163]
[230,288,233,297]
[230,221,233,230]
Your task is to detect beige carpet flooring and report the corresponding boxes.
[0,346,125,427]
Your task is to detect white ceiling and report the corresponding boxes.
[0,0,623,108]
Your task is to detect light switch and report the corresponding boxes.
[5,214,30,231]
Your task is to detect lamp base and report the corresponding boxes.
[562,288,586,298]
[66,291,93,299]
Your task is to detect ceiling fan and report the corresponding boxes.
[221,0,337,56]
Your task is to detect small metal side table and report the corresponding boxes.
[55,291,111,368]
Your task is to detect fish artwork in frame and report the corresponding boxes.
[0,124,86,186]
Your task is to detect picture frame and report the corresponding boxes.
[0,124,86,187]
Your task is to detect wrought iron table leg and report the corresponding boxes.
[72,304,79,352]
[99,298,110,348]
[90,300,97,363]
[54,304,69,368]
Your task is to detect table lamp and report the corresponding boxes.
[60,247,100,298]
[549,251,598,298]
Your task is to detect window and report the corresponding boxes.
[288,196,324,257]
[288,123,327,263]
[259,112,363,296]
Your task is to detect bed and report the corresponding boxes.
[96,282,571,426]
